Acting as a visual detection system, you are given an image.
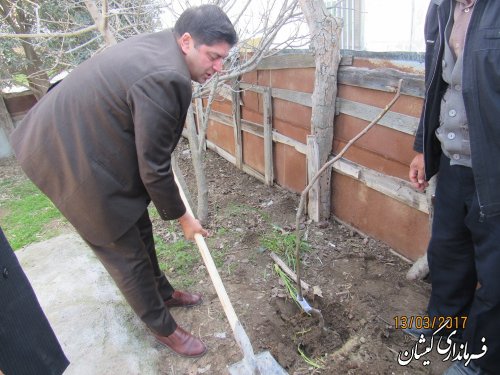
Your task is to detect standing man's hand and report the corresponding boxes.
[178,212,208,240]
[409,153,429,192]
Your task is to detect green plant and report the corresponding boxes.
[216,227,228,236]
[204,229,229,269]
[155,235,198,272]
[273,264,299,307]
[262,229,309,270]
[147,205,161,219]
[208,241,227,269]
[226,262,237,275]
[0,179,65,250]
[154,235,200,288]
[225,203,270,222]
[297,345,325,369]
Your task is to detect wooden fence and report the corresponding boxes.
[198,52,429,261]
[1,52,429,261]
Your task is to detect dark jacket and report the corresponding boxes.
[0,227,69,374]
[414,0,500,218]
[10,30,192,245]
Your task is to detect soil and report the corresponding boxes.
[1,142,451,375]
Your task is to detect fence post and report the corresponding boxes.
[231,84,243,170]
[307,135,320,222]
[263,87,274,186]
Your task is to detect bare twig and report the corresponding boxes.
[294,79,404,300]
[0,25,97,38]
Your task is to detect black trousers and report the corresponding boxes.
[427,155,500,373]
[85,209,177,336]
[0,227,69,375]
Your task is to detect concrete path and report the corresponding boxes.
[16,233,164,374]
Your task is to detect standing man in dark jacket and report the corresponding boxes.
[0,228,69,374]
[10,5,237,358]
[409,0,500,373]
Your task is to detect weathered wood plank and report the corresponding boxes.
[307,135,320,222]
[272,132,307,154]
[242,119,264,137]
[231,84,243,169]
[270,252,311,294]
[205,139,266,183]
[337,98,419,136]
[239,82,265,94]
[211,110,264,137]
[256,53,353,70]
[240,82,312,107]
[272,87,312,107]
[257,54,314,70]
[338,66,425,98]
[209,111,236,128]
[209,110,307,154]
[239,84,418,135]
[263,88,274,186]
[187,115,426,214]
[205,139,234,164]
[331,157,429,214]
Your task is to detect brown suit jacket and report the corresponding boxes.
[10,30,192,246]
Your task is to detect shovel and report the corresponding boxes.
[174,174,287,375]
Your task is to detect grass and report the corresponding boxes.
[208,227,232,268]
[148,205,232,289]
[155,234,200,289]
[0,172,225,290]
[154,231,229,289]
[261,228,310,271]
[0,178,65,250]
[225,202,271,222]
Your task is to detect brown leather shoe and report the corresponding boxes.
[154,326,207,358]
[164,290,203,308]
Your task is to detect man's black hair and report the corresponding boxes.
[174,4,238,47]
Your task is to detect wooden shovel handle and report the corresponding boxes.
[174,175,261,370]
[174,174,238,330]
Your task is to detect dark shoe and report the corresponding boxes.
[164,290,203,308]
[154,326,207,358]
[443,361,489,375]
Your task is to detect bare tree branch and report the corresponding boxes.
[0,25,97,38]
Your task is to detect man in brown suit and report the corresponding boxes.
[10,5,237,358]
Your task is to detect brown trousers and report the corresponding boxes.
[85,209,177,336]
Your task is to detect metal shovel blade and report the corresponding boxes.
[228,351,288,375]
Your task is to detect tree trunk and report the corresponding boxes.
[84,0,117,47]
[21,40,50,100]
[186,105,209,224]
[0,0,49,99]
[298,0,342,220]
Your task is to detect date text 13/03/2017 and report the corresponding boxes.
[394,316,467,330]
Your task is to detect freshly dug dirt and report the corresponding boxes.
[156,139,450,375]
[1,141,450,374]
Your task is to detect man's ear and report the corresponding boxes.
[178,32,193,54]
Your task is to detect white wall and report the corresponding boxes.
[362,0,429,52]
[0,128,13,159]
